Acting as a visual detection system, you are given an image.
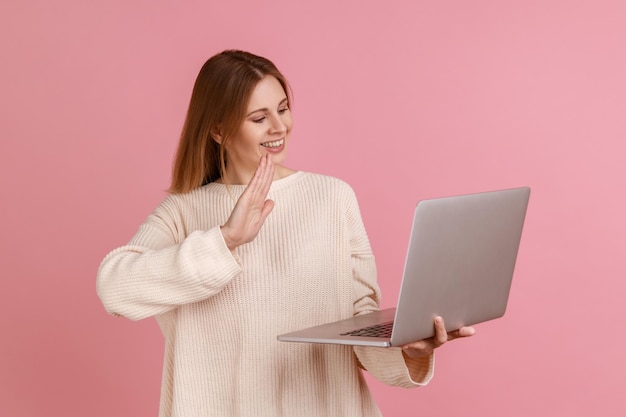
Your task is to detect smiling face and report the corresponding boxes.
[221,75,293,184]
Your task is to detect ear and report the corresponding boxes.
[210,127,223,145]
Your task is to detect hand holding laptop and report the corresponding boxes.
[401,316,476,359]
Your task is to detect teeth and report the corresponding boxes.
[261,139,284,148]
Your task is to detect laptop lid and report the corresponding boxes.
[389,186,530,345]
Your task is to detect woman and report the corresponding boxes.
[97,50,474,417]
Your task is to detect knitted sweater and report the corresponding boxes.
[97,171,433,417]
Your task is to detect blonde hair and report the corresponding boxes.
[169,50,291,193]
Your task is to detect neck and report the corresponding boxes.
[219,164,296,185]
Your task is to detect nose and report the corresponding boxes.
[268,113,287,135]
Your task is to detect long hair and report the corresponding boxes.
[169,50,291,193]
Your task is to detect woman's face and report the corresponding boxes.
[223,75,292,183]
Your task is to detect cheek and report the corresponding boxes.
[237,129,261,148]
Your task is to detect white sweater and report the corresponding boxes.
[97,171,433,417]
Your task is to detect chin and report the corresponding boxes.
[268,151,288,165]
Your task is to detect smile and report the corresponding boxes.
[260,139,284,148]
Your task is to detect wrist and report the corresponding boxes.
[220,226,238,251]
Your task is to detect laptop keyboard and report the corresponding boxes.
[341,321,394,338]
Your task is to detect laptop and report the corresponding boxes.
[277,187,530,347]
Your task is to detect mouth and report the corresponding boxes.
[260,139,284,148]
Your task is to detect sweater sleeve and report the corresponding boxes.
[343,185,435,387]
[96,197,242,321]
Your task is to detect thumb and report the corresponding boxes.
[260,199,275,221]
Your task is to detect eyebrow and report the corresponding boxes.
[246,97,289,117]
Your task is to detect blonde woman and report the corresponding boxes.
[97,50,474,417]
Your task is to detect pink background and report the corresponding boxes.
[1,0,625,416]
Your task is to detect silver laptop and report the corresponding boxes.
[277,187,530,347]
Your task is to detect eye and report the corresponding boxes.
[278,106,289,114]
[252,116,266,123]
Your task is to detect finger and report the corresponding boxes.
[401,339,428,350]
[455,326,476,338]
[244,155,268,203]
[257,154,270,188]
[246,155,265,192]
[445,326,476,341]
[433,316,448,345]
[259,155,275,197]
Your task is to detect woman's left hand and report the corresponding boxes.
[401,316,475,360]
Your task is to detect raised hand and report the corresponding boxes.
[220,155,276,251]
[401,316,476,360]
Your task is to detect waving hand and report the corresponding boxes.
[220,155,276,251]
